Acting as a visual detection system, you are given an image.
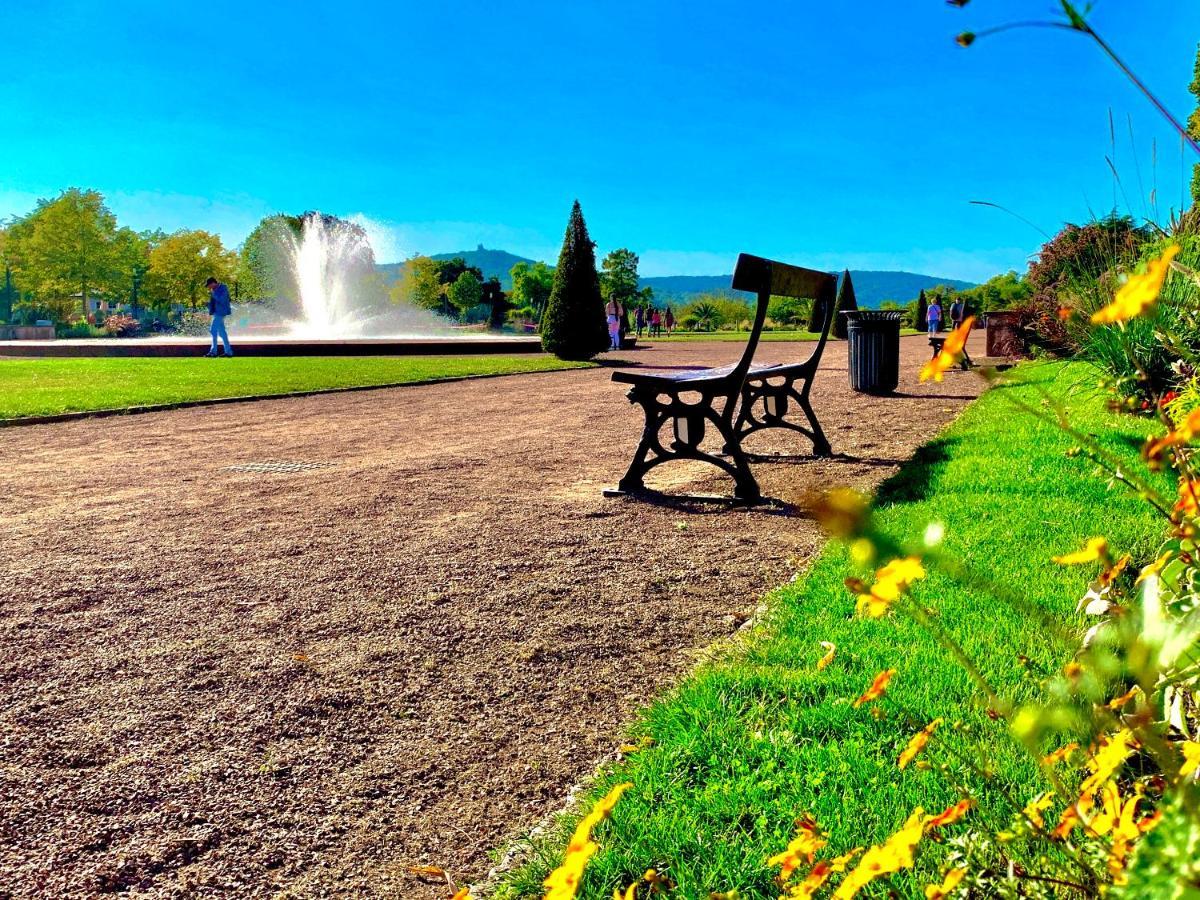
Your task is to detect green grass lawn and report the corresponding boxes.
[496,362,1167,899]
[643,329,920,341]
[0,355,589,419]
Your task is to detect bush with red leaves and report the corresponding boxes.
[102,314,141,337]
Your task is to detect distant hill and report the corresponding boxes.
[375,246,536,291]
[640,271,977,308]
[376,248,975,305]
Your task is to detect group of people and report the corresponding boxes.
[604,300,676,350]
[925,297,967,335]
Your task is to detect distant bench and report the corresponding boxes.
[604,253,838,503]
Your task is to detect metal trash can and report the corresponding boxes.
[844,310,903,394]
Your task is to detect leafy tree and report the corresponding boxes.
[111,228,156,316]
[145,229,237,310]
[5,188,120,320]
[447,269,483,317]
[600,248,640,306]
[541,200,607,360]
[681,300,721,331]
[237,215,300,302]
[509,260,555,321]
[767,295,812,328]
[831,269,858,339]
[391,255,444,311]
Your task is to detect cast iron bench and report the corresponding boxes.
[604,253,837,503]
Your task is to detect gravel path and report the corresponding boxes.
[0,335,985,898]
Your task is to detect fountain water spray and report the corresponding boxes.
[281,213,377,338]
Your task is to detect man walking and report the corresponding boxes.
[205,277,233,357]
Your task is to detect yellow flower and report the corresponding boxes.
[1053,793,1096,840]
[817,641,837,671]
[1079,730,1135,797]
[853,669,897,708]
[613,885,636,900]
[1089,783,1146,884]
[925,867,966,900]
[833,809,926,899]
[1137,551,1173,584]
[898,719,942,770]
[767,817,827,880]
[452,890,472,900]
[811,488,870,538]
[1091,244,1181,324]
[1181,740,1200,778]
[920,316,976,383]
[1022,792,1054,829]
[1042,742,1079,766]
[544,783,633,900]
[856,557,926,618]
[1052,537,1109,565]
[1106,685,1139,711]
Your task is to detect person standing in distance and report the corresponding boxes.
[205,277,233,357]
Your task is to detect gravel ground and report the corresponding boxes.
[0,335,985,898]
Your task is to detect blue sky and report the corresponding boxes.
[2,1,1198,281]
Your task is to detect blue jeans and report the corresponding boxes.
[927,319,939,335]
[210,315,232,354]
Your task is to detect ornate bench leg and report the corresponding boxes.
[616,390,660,493]
[799,392,832,457]
[715,414,760,502]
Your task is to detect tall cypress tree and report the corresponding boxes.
[541,201,609,360]
[831,269,858,339]
[915,289,928,331]
[1189,42,1200,204]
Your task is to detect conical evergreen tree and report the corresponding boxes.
[1190,42,1200,204]
[831,269,858,339]
[541,201,609,360]
[914,289,928,332]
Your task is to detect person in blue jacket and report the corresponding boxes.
[205,277,233,357]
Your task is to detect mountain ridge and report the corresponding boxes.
[376,246,977,306]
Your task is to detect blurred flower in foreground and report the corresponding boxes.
[898,718,943,769]
[924,867,966,900]
[544,783,632,900]
[767,816,827,880]
[810,488,870,538]
[856,557,926,618]
[833,809,926,898]
[1091,244,1181,324]
[920,316,976,383]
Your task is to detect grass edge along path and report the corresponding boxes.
[0,355,590,420]
[642,329,920,343]
[494,361,1166,900]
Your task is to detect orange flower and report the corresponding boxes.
[856,557,925,618]
[817,641,836,671]
[1137,551,1173,584]
[1174,478,1200,520]
[920,316,976,382]
[1091,244,1181,324]
[452,890,472,900]
[833,809,926,898]
[544,783,633,900]
[1053,793,1095,840]
[926,798,973,830]
[1042,742,1079,766]
[925,867,966,899]
[853,669,897,708]
[1144,408,1200,469]
[767,817,827,881]
[898,719,942,770]
[1106,686,1139,710]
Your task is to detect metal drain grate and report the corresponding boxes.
[223,461,335,474]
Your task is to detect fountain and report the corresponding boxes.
[0,211,541,357]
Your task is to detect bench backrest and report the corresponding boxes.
[729,253,839,382]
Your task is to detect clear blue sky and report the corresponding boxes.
[2,1,1198,281]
